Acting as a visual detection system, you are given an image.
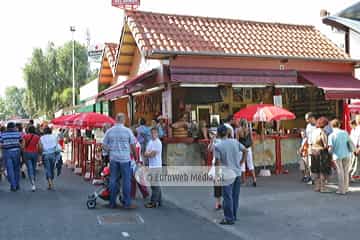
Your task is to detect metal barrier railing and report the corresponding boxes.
[70,137,104,181]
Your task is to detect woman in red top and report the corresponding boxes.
[23,126,40,191]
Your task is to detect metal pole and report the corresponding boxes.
[70,26,76,108]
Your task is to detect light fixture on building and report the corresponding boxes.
[132,91,144,96]
[110,95,129,101]
[145,85,164,93]
[275,85,306,88]
[180,83,218,87]
[232,84,267,88]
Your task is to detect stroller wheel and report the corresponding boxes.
[87,199,97,209]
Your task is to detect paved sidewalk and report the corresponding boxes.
[163,172,360,240]
[0,168,241,240]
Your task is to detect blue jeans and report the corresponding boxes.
[24,152,38,183]
[43,154,56,180]
[3,149,21,189]
[222,176,241,222]
[110,161,131,207]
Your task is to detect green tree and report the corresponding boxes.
[0,97,10,120]
[23,41,91,117]
[1,86,28,119]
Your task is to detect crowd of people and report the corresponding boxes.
[100,112,252,224]
[102,113,164,209]
[299,112,360,195]
[0,120,63,192]
[2,111,359,225]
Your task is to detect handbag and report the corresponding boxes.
[347,139,356,153]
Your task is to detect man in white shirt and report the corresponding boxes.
[144,127,162,208]
[224,115,235,138]
[305,112,317,183]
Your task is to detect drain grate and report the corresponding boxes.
[98,213,144,225]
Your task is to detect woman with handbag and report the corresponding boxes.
[310,117,332,193]
[23,126,40,191]
[328,119,353,195]
[38,127,59,190]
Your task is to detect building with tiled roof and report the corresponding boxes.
[100,10,360,125]
[124,10,350,61]
[95,10,360,170]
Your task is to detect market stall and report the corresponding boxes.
[94,10,360,172]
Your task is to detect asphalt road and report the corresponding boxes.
[0,168,240,240]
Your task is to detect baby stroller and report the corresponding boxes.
[87,166,123,209]
[87,166,110,209]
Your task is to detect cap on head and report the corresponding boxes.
[217,124,228,137]
[7,122,16,130]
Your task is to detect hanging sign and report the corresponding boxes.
[112,0,140,9]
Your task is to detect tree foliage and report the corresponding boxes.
[23,41,91,117]
[0,86,28,120]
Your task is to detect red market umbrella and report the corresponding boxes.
[233,104,272,121]
[253,106,296,122]
[71,112,115,129]
[235,104,295,176]
[51,114,79,127]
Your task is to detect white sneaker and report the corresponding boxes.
[31,185,36,192]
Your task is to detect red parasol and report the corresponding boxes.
[71,112,116,129]
[253,106,296,122]
[233,104,272,121]
[51,114,79,126]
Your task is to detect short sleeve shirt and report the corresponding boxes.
[103,124,136,163]
[23,133,40,153]
[40,134,58,154]
[215,138,246,176]
[306,123,316,145]
[0,130,22,151]
[146,138,162,168]
[328,128,351,160]
[353,126,360,147]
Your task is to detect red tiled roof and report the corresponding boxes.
[104,42,119,74]
[125,10,350,60]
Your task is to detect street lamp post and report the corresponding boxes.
[70,26,76,108]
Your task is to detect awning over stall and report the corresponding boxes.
[97,69,157,101]
[299,72,360,100]
[170,67,300,86]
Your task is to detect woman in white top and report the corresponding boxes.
[208,128,222,210]
[39,127,59,190]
